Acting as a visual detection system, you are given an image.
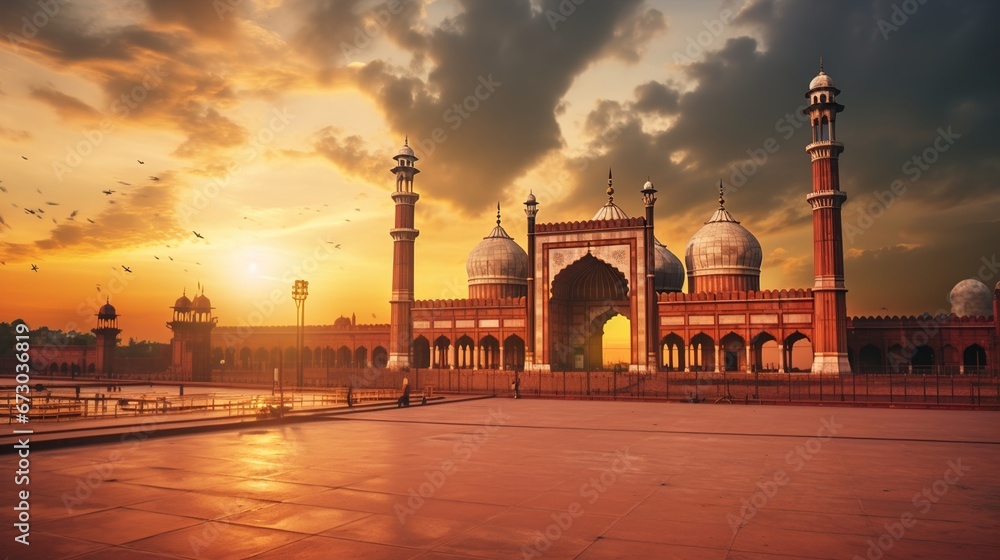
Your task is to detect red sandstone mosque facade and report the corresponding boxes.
[122,69,998,380]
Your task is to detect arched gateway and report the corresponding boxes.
[526,174,669,373]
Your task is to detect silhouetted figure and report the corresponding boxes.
[347,386,353,407]
[397,377,410,408]
[512,377,520,399]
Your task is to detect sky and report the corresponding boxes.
[0,0,998,344]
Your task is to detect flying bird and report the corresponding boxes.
[149,176,160,181]
[24,208,35,215]
[168,256,174,261]
[45,201,59,206]
[0,185,7,192]
[122,266,132,273]
[137,160,144,164]
[154,255,160,260]
[117,181,130,186]
[69,210,78,218]
[0,215,8,229]
[192,231,204,239]
[103,189,115,195]
[30,264,38,272]
[87,218,95,223]
[21,156,27,160]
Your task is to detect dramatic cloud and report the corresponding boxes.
[28,85,100,121]
[300,0,666,212]
[1,175,185,259]
[313,127,387,185]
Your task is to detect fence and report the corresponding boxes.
[14,367,1000,407]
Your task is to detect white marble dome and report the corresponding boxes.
[949,279,992,317]
[685,206,762,278]
[466,224,528,290]
[654,238,684,292]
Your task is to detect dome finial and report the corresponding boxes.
[404,135,409,146]
[606,167,615,201]
[718,180,725,209]
[496,201,501,227]
[819,56,824,73]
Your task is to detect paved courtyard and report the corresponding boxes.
[4,399,999,559]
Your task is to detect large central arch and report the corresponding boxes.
[548,253,631,370]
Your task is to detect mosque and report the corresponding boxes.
[186,67,997,381]
[34,69,995,381]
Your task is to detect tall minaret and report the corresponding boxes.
[387,138,420,369]
[803,62,851,375]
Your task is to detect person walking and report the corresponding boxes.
[397,377,411,408]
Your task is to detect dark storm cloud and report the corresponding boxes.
[570,0,999,216]
[558,0,999,314]
[302,0,664,213]
[633,80,680,116]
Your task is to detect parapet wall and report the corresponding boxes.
[535,217,645,233]
[658,288,812,302]
[413,296,527,309]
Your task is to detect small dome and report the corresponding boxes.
[97,300,117,319]
[809,70,834,90]
[653,238,684,292]
[949,279,992,317]
[643,179,655,191]
[466,224,528,290]
[333,316,352,329]
[174,293,192,310]
[526,192,536,203]
[192,293,211,311]
[592,187,629,221]
[397,138,415,157]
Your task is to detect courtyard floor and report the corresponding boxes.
[3,399,999,559]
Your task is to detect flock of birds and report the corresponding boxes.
[3,155,361,278]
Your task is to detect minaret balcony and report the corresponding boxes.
[806,141,844,161]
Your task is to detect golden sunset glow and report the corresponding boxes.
[1,1,997,343]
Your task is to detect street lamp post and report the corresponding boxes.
[292,280,309,392]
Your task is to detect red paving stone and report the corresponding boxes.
[3,399,999,559]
